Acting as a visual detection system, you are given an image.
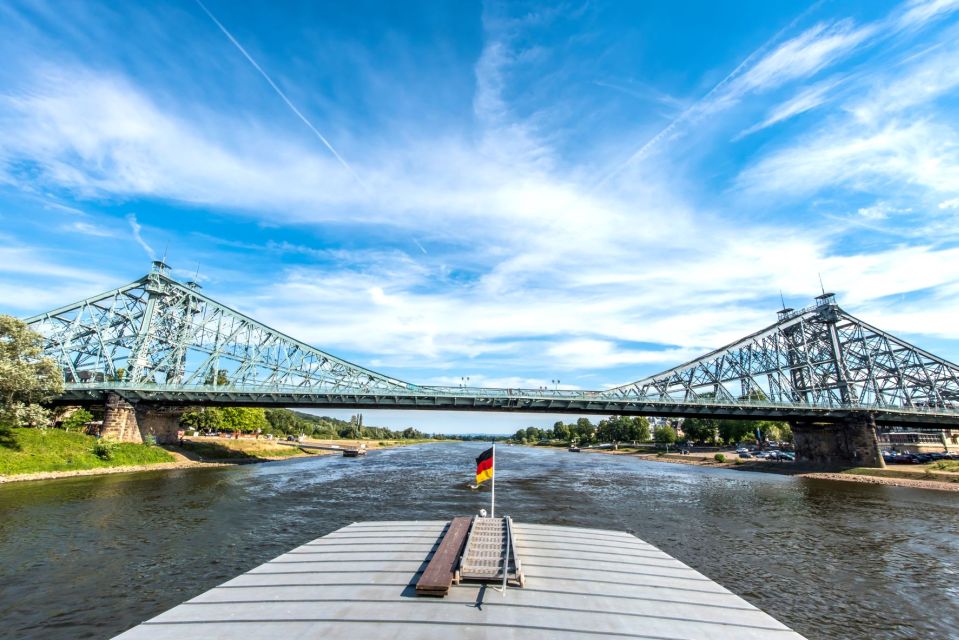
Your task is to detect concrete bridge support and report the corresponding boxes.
[101,393,184,444]
[791,414,885,468]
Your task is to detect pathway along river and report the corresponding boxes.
[1,442,957,639]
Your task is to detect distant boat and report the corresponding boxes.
[342,449,367,457]
[568,446,581,452]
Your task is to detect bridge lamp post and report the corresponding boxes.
[460,376,470,389]
[552,379,560,391]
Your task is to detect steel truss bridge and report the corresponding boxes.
[24,263,959,428]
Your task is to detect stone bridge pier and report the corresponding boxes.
[101,393,184,444]
[790,413,885,469]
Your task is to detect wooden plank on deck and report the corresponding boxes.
[414,516,472,596]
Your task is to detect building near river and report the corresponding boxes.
[878,427,958,453]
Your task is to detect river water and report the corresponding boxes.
[0,442,957,639]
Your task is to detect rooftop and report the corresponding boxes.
[114,520,805,639]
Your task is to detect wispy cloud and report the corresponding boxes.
[735,78,840,139]
[2,0,959,389]
[126,213,155,260]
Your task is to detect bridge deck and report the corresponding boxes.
[113,520,806,639]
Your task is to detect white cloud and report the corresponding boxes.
[126,213,155,260]
[856,201,912,220]
[730,21,872,96]
[736,79,839,138]
[939,197,959,209]
[897,0,959,29]
[3,1,959,388]
[63,221,117,238]
[738,120,959,196]
[0,246,115,312]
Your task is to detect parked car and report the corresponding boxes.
[738,452,753,459]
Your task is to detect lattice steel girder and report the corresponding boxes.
[25,267,415,394]
[602,295,959,411]
[51,383,959,428]
[23,268,959,421]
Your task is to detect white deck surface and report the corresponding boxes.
[114,520,806,639]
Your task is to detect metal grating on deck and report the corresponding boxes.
[112,520,808,640]
[459,516,523,586]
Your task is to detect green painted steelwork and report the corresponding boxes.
[24,266,959,427]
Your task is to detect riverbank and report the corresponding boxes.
[0,429,435,484]
[626,450,959,492]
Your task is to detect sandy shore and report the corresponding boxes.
[800,471,959,492]
[0,459,238,484]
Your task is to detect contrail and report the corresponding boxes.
[595,1,823,189]
[193,0,365,188]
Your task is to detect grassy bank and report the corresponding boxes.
[0,427,174,476]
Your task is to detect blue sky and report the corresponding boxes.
[2,0,959,433]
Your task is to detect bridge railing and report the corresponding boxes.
[57,381,959,417]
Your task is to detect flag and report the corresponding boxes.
[475,447,494,485]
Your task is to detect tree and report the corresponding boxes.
[0,315,63,427]
[220,407,269,433]
[181,407,224,431]
[683,417,719,444]
[627,416,651,442]
[718,419,755,446]
[204,368,230,386]
[654,424,677,444]
[512,428,527,443]
[552,421,570,441]
[62,408,94,431]
[574,418,595,444]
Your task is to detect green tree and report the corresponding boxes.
[265,408,298,435]
[683,417,719,444]
[61,408,94,431]
[512,428,527,443]
[654,424,677,444]
[203,368,230,386]
[574,418,595,445]
[0,315,63,428]
[552,421,570,441]
[181,407,224,431]
[220,407,269,433]
[627,416,651,442]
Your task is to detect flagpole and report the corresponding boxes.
[490,440,496,518]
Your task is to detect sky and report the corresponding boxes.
[1,0,959,433]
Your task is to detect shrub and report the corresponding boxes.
[714,453,726,463]
[143,434,157,446]
[92,441,116,460]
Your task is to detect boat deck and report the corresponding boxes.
[114,520,806,639]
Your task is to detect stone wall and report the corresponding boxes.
[101,393,142,443]
[792,414,885,468]
[100,393,182,444]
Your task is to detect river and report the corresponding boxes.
[1,442,957,639]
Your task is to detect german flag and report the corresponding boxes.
[475,447,494,485]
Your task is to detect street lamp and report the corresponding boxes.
[460,376,470,389]
[551,379,560,391]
